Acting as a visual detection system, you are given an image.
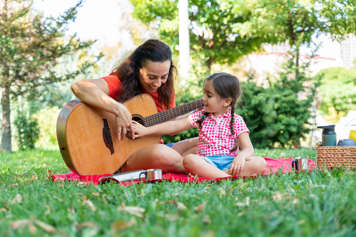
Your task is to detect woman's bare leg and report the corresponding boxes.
[181,146,197,156]
[120,144,185,173]
[172,137,198,156]
[183,154,230,178]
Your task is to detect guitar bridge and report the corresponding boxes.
[102,119,114,154]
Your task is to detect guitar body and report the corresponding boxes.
[57,94,161,175]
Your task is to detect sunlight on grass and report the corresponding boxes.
[255,148,316,159]
[0,148,354,236]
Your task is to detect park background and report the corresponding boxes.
[1,0,355,152]
[0,0,355,236]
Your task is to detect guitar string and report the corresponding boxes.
[145,100,203,126]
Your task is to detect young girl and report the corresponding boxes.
[131,72,266,178]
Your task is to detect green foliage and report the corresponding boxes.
[237,57,320,148]
[244,0,320,47]
[162,81,202,144]
[315,63,356,122]
[33,107,60,149]
[130,0,354,147]
[244,0,356,47]
[14,113,40,150]
[0,148,355,236]
[317,0,356,38]
[163,67,211,144]
[130,0,355,72]
[25,82,74,114]
[130,0,266,70]
[244,0,356,85]
[0,0,97,96]
[0,0,100,152]
[166,55,320,148]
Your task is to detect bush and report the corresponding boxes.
[162,82,201,144]
[14,113,40,150]
[164,57,319,148]
[237,59,320,148]
[315,64,356,122]
[33,107,60,149]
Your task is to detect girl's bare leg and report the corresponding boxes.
[184,154,266,178]
[172,137,198,156]
[245,156,266,176]
[120,144,185,173]
[183,154,230,178]
[228,156,266,177]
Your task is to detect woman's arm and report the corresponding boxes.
[71,79,132,140]
[131,116,193,139]
[71,79,127,117]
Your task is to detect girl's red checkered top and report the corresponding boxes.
[189,108,249,157]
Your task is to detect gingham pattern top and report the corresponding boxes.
[189,108,249,157]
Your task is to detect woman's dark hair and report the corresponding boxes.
[111,39,175,109]
[197,72,242,152]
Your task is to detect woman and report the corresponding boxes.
[71,39,196,173]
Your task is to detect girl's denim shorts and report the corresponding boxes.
[203,155,234,171]
[166,143,233,171]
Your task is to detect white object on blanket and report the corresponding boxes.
[98,169,162,184]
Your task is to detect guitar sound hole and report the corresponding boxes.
[126,115,145,140]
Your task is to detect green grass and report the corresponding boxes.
[0,148,355,237]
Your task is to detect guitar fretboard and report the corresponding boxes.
[144,99,203,126]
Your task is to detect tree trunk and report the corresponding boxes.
[206,57,214,73]
[178,0,190,83]
[1,84,12,152]
[295,47,300,79]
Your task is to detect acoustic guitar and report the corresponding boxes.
[56,94,203,175]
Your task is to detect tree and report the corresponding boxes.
[315,63,356,122]
[236,60,319,148]
[237,0,356,77]
[317,0,356,37]
[130,0,355,73]
[0,0,98,152]
[130,0,268,72]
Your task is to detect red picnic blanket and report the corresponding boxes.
[49,157,316,186]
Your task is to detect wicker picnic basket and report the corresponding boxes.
[316,144,356,169]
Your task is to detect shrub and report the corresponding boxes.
[315,63,356,122]
[14,113,40,150]
[164,57,319,148]
[162,81,201,144]
[237,59,320,148]
[33,107,60,149]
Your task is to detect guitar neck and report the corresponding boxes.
[144,99,203,126]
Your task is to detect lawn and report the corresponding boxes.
[0,148,355,237]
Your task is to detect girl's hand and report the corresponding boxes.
[228,156,246,177]
[130,121,149,139]
[115,103,132,140]
[227,132,254,177]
